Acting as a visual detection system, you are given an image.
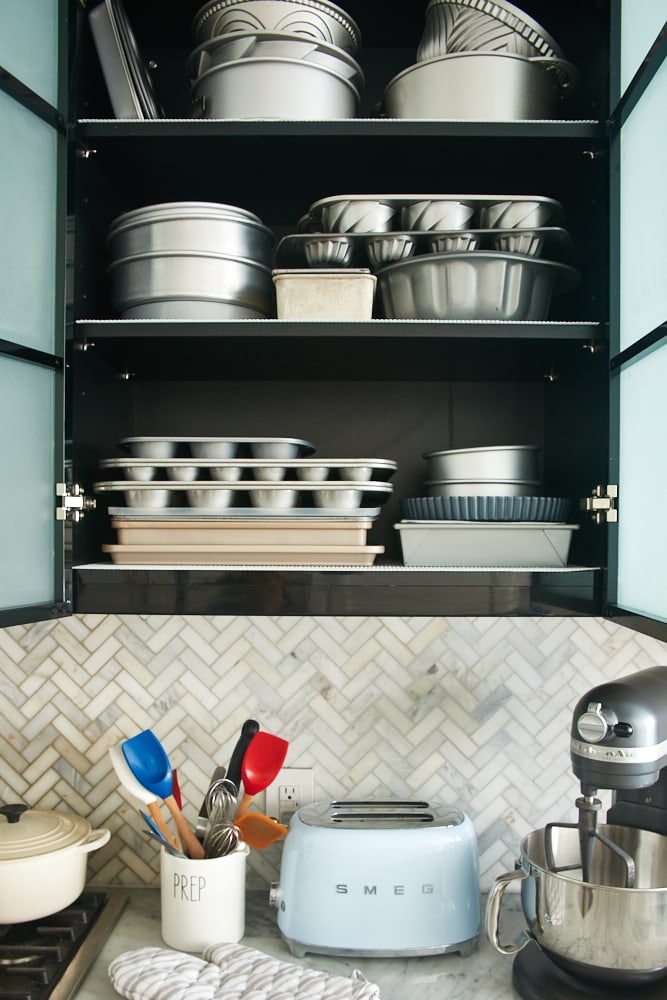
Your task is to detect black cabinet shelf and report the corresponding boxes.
[73,564,601,617]
[77,119,605,140]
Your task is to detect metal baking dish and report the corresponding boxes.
[417,0,565,62]
[111,518,373,546]
[101,457,397,482]
[107,202,275,265]
[273,268,376,320]
[399,496,570,522]
[192,0,362,53]
[424,479,540,497]
[93,479,393,510]
[383,53,577,121]
[108,505,383,519]
[276,228,573,268]
[376,251,579,321]
[101,543,384,565]
[108,249,274,320]
[424,445,540,481]
[305,194,563,232]
[116,437,316,459]
[88,0,161,119]
[187,31,364,93]
[190,56,360,120]
[395,521,578,567]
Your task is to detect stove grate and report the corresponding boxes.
[0,893,127,1000]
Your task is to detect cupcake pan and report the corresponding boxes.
[100,457,397,482]
[277,228,573,270]
[93,479,393,511]
[117,437,316,459]
[400,496,570,522]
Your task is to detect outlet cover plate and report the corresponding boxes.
[266,767,314,822]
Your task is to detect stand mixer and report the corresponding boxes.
[501,666,667,999]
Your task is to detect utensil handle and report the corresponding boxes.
[227,719,260,792]
[235,792,253,821]
[148,801,179,850]
[164,795,205,859]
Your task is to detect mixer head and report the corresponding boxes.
[570,665,667,795]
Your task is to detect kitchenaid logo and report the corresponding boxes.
[570,737,667,764]
[335,883,434,896]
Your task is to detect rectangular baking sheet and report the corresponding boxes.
[111,519,373,546]
[102,544,384,566]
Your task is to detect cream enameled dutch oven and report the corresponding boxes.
[0,803,110,922]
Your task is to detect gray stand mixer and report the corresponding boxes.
[499,665,667,999]
[546,664,667,885]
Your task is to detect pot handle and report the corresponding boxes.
[485,868,531,956]
[79,828,111,854]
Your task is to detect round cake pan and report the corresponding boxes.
[376,251,578,321]
[107,205,275,266]
[108,250,274,318]
[424,444,540,481]
[192,0,362,54]
[190,56,359,119]
[425,479,541,497]
[383,53,577,121]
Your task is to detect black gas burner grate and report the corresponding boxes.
[0,893,127,1000]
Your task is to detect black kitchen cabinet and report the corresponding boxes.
[2,0,666,637]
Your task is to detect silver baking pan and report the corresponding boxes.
[306,194,563,232]
[116,437,316,459]
[277,228,573,269]
[376,251,579,321]
[99,457,398,483]
[108,506,383,519]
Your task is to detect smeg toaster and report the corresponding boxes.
[270,799,480,958]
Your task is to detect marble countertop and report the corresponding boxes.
[77,888,524,999]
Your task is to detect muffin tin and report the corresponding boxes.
[100,457,398,482]
[277,227,574,271]
[117,436,316,459]
[93,479,393,510]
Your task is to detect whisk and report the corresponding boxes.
[203,777,240,858]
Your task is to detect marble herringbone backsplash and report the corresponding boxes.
[1,614,667,890]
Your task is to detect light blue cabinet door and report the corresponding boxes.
[0,1,67,624]
[609,4,667,625]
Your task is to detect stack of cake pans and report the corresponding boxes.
[383,0,577,121]
[395,444,576,567]
[106,201,276,319]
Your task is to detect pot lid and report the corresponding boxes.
[0,804,92,860]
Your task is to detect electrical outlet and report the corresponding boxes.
[266,767,314,824]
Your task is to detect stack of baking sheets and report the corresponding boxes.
[94,437,396,566]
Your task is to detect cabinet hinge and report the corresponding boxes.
[582,484,618,524]
[56,483,96,522]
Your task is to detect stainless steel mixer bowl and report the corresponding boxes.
[383,53,577,121]
[487,824,667,985]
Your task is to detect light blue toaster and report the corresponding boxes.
[270,799,480,958]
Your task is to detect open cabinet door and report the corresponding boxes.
[0,0,70,626]
[607,2,667,638]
